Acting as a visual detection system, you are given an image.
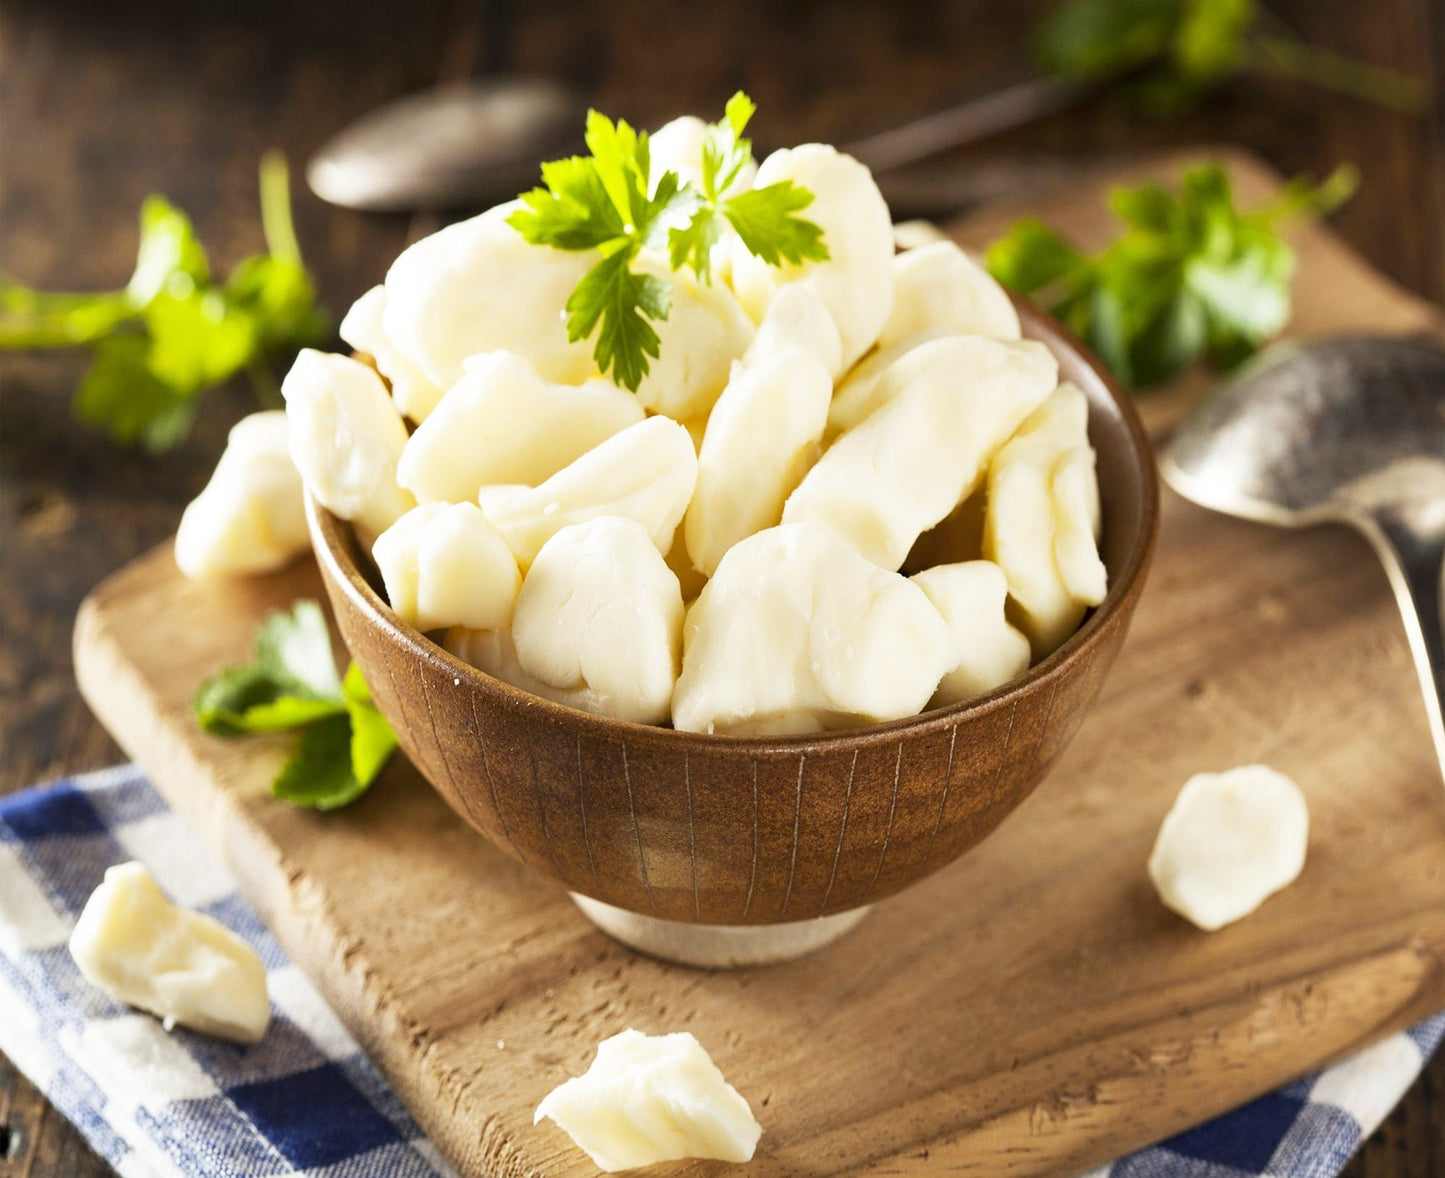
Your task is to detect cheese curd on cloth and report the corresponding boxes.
[983,381,1107,659]
[673,523,953,735]
[174,411,308,579]
[69,863,270,1044]
[372,502,522,634]
[282,349,415,540]
[338,285,446,423]
[730,144,895,375]
[785,335,1058,571]
[381,201,599,389]
[1148,765,1309,931]
[509,517,684,725]
[397,351,644,504]
[535,1029,762,1172]
[477,415,698,569]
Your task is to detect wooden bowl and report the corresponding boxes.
[308,302,1158,949]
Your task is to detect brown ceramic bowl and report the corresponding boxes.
[308,301,1158,954]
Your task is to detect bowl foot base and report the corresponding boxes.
[569,894,872,968]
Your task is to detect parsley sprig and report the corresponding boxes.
[509,92,829,391]
[195,600,397,810]
[1035,0,1426,116]
[0,153,327,451]
[986,161,1357,389]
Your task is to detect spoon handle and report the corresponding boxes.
[1358,504,1445,785]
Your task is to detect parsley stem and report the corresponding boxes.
[246,356,285,410]
[259,151,303,263]
[1247,35,1426,115]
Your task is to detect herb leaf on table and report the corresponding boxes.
[986,161,1356,389]
[1035,0,1426,115]
[194,600,397,810]
[0,153,327,451]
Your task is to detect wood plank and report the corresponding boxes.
[68,152,1445,1175]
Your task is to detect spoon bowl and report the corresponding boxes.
[1164,334,1445,780]
[307,79,585,212]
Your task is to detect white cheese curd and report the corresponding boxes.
[445,625,609,714]
[535,1029,762,1172]
[174,411,308,579]
[281,349,415,541]
[982,381,1107,659]
[826,325,955,437]
[1148,766,1309,931]
[338,285,446,423]
[648,115,757,197]
[911,562,1032,706]
[396,351,644,504]
[511,517,683,724]
[630,252,755,420]
[729,144,894,375]
[876,240,1021,350]
[69,862,270,1044]
[684,351,832,577]
[784,335,1058,571]
[381,201,598,390]
[477,416,698,569]
[672,523,953,735]
[740,281,843,374]
[372,502,521,634]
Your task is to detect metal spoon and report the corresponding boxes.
[1162,335,1445,780]
[306,74,1090,214]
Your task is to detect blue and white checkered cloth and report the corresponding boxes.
[0,767,1441,1177]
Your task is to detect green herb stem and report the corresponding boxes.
[259,151,304,264]
[1247,35,1426,114]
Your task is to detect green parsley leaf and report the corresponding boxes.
[509,93,827,391]
[565,249,670,394]
[986,161,1356,389]
[254,599,344,700]
[342,663,398,788]
[0,154,327,450]
[722,181,829,268]
[700,91,757,200]
[193,600,396,809]
[271,714,370,811]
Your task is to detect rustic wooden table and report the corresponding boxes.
[1,0,1441,1173]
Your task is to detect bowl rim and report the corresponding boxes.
[308,299,1160,755]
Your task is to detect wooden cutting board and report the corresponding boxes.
[73,150,1445,1177]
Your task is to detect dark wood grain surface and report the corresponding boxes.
[1,0,1441,1173]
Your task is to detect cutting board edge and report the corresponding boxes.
[71,545,1445,1177]
[71,550,517,1178]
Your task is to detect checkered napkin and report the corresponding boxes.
[1,768,1441,1178]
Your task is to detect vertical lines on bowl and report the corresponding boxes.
[526,737,566,879]
[922,723,961,868]
[866,741,906,894]
[620,743,658,915]
[415,667,463,800]
[575,732,601,891]
[988,698,1021,798]
[465,691,518,861]
[820,749,860,913]
[779,755,807,920]
[683,752,700,920]
[741,759,761,921]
